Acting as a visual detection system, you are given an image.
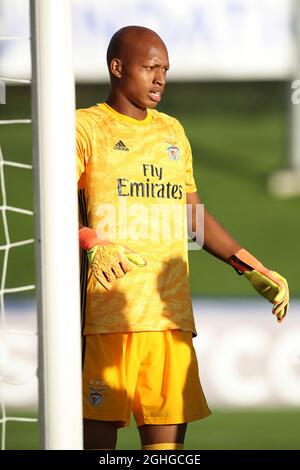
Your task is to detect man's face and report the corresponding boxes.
[118,41,169,110]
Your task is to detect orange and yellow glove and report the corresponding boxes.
[79,227,146,290]
[229,249,289,323]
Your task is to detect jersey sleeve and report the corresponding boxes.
[76,110,93,182]
[183,133,197,193]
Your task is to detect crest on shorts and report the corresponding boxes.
[88,379,106,407]
[167,145,180,161]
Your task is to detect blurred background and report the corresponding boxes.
[0,0,300,450]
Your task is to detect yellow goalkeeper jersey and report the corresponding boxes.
[76,103,198,335]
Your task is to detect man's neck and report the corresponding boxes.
[106,92,147,121]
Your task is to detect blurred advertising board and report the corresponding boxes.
[0,0,296,81]
[2,298,300,408]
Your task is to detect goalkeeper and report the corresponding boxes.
[77,26,289,451]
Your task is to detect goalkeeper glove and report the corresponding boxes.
[229,248,289,323]
[79,227,146,290]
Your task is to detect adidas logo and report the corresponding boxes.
[114,140,129,151]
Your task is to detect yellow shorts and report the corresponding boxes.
[82,330,211,428]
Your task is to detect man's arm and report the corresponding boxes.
[186,191,241,263]
[186,191,289,322]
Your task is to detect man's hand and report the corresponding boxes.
[229,249,289,323]
[87,243,146,290]
[79,227,146,290]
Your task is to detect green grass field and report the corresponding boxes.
[1,82,299,296]
[3,408,300,450]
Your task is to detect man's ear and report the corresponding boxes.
[110,58,122,78]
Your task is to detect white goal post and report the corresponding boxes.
[290,0,300,169]
[268,0,300,197]
[30,0,83,449]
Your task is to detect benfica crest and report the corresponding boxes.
[88,379,106,407]
[167,145,180,161]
